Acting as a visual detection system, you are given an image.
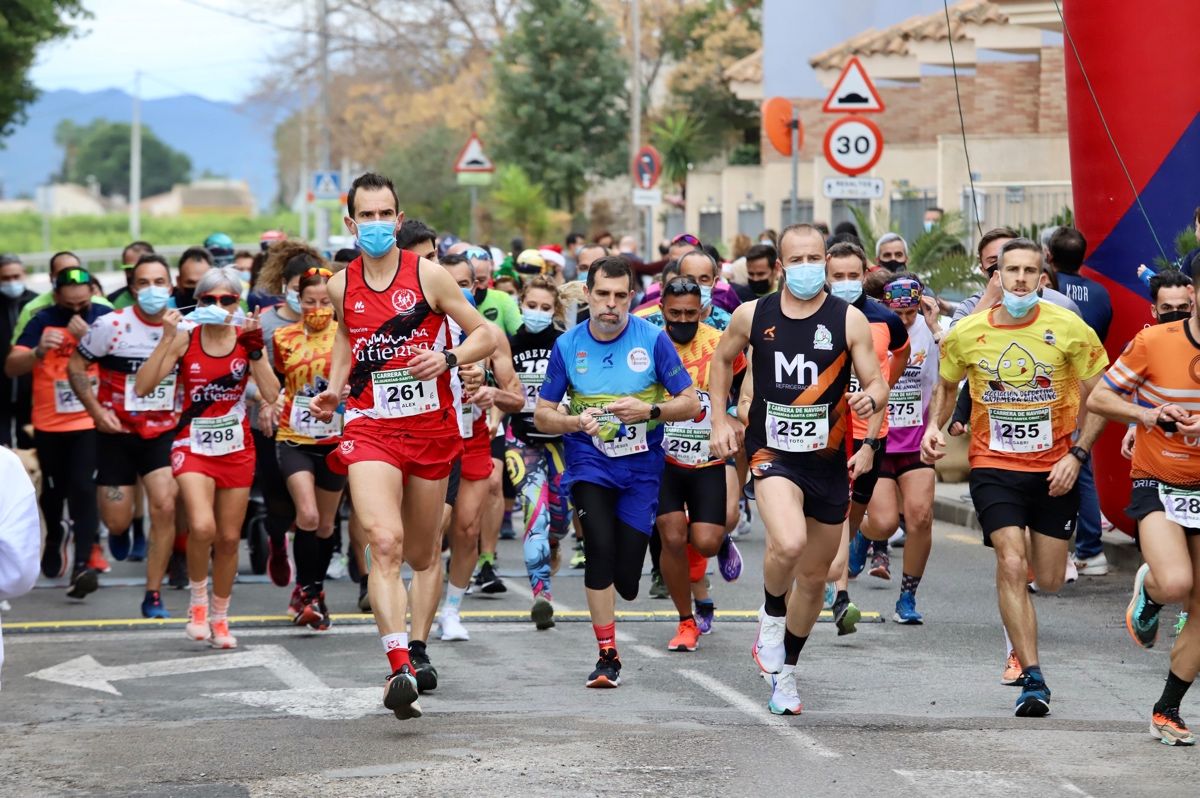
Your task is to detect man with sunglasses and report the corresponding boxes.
[309,172,495,721]
[69,254,180,619]
[6,267,113,600]
[467,246,521,334]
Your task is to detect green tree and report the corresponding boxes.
[492,0,628,213]
[0,1,88,142]
[59,119,192,197]
[375,123,472,236]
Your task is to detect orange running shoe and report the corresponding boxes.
[1001,650,1023,686]
[668,618,700,652]
[88,543,111,574]
[185,604,209,641]
[209,619,238,649]
[1151,707,1196,746]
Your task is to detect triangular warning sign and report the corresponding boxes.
[454,134,495,173]
[823,56,885,113]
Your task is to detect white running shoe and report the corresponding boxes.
[439,610,470,641]
[752,606,786,674]
[1074,552,1109,576]
[767,667,802,715]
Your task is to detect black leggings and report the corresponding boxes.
[36,429,98,570]
[573,482,650,600]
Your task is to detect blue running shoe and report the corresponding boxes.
[717,535,742,582]
[1014,674,1051,717]
[1125,562,1160,649]
[108,530,131,562]
[695,599,714,635]
[847,531,870,579]
[141,590,169,619]
[129,527,148,561]
[893,590,923,625]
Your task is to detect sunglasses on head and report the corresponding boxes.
[304,267,333,278]
[671,233,701,247]
[198,294,240,307]
[465,247,492,261]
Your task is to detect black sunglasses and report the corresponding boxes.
[198,294,240,307]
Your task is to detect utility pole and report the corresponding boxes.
[315,0,332,251]
[130,70,142,238]
[631,0,643,258]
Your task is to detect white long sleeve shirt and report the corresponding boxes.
[0,446,41,690]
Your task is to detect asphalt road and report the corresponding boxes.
[0,515,1194,798]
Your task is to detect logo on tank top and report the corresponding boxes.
[627,347,650,372]
[230,358,247,381]
[814,324,833,351]
[391,289,418,315]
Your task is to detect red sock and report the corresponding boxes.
[593,622,615,651]
[687,544,707,583]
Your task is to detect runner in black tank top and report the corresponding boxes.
[704,224,890,717]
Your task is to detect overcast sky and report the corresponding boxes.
[30,0,959,102]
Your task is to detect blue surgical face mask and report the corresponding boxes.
[1001,288,1040,319]
[522,308,553,333]
[186,305,232,326]
[830,279,862,303]
[699,284,713,308]
[136,286,170,315]
[355,221,397,258]
[784,263,827,300]
[286,289,301,314]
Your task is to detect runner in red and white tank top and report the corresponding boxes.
[136,266,281,653]
[307,174,497,721]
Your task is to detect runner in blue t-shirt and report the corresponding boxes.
[535,255,698,689]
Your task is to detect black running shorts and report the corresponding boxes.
[968,467,1079,547]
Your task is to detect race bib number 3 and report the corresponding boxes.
[592,412,648,458]
[125,374,176,412]
[519,372,544,413]
[887,389,922,429]
[190,414,245,456]
[54,377,96,414]
[290,395,341,439]
[987,407,1052,453]
[1160,486,1200,529]
[766,402,829,452]
[372,368,439,418]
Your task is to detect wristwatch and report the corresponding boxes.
[862,437,883,453]
[443,351,458,369]
[648,404,662,421]
[1069,445,1090,464]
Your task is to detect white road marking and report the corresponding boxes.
[676,668,839,759]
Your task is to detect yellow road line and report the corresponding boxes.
[3,609,883,633]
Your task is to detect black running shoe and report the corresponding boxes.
[586,648,622,688]
[66,568,98,601]
[474,561,507,594]
[383,666,422,720]
[409,646,438,693]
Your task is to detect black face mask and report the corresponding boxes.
[748,278,773,295]
[473,286,488,306]
[666,320,699,345]
[1157,310,1192,325]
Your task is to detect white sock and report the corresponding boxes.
[443,582,467,613]
[381,632,408,653]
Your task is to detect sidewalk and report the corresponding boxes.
[932,481,1141,572]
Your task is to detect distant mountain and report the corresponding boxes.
[0,88,283,210]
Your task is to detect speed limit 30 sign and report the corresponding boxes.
[823,116,884,177]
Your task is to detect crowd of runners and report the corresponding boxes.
[1,172,1198,744]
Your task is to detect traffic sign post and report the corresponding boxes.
[823,116,884,177]
[454,133,495,242]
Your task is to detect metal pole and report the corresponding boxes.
[469,185,478,243]
[315,0,332,251]
[789,107,799,225]
[130,70,142,238]
[631,0,642,257]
